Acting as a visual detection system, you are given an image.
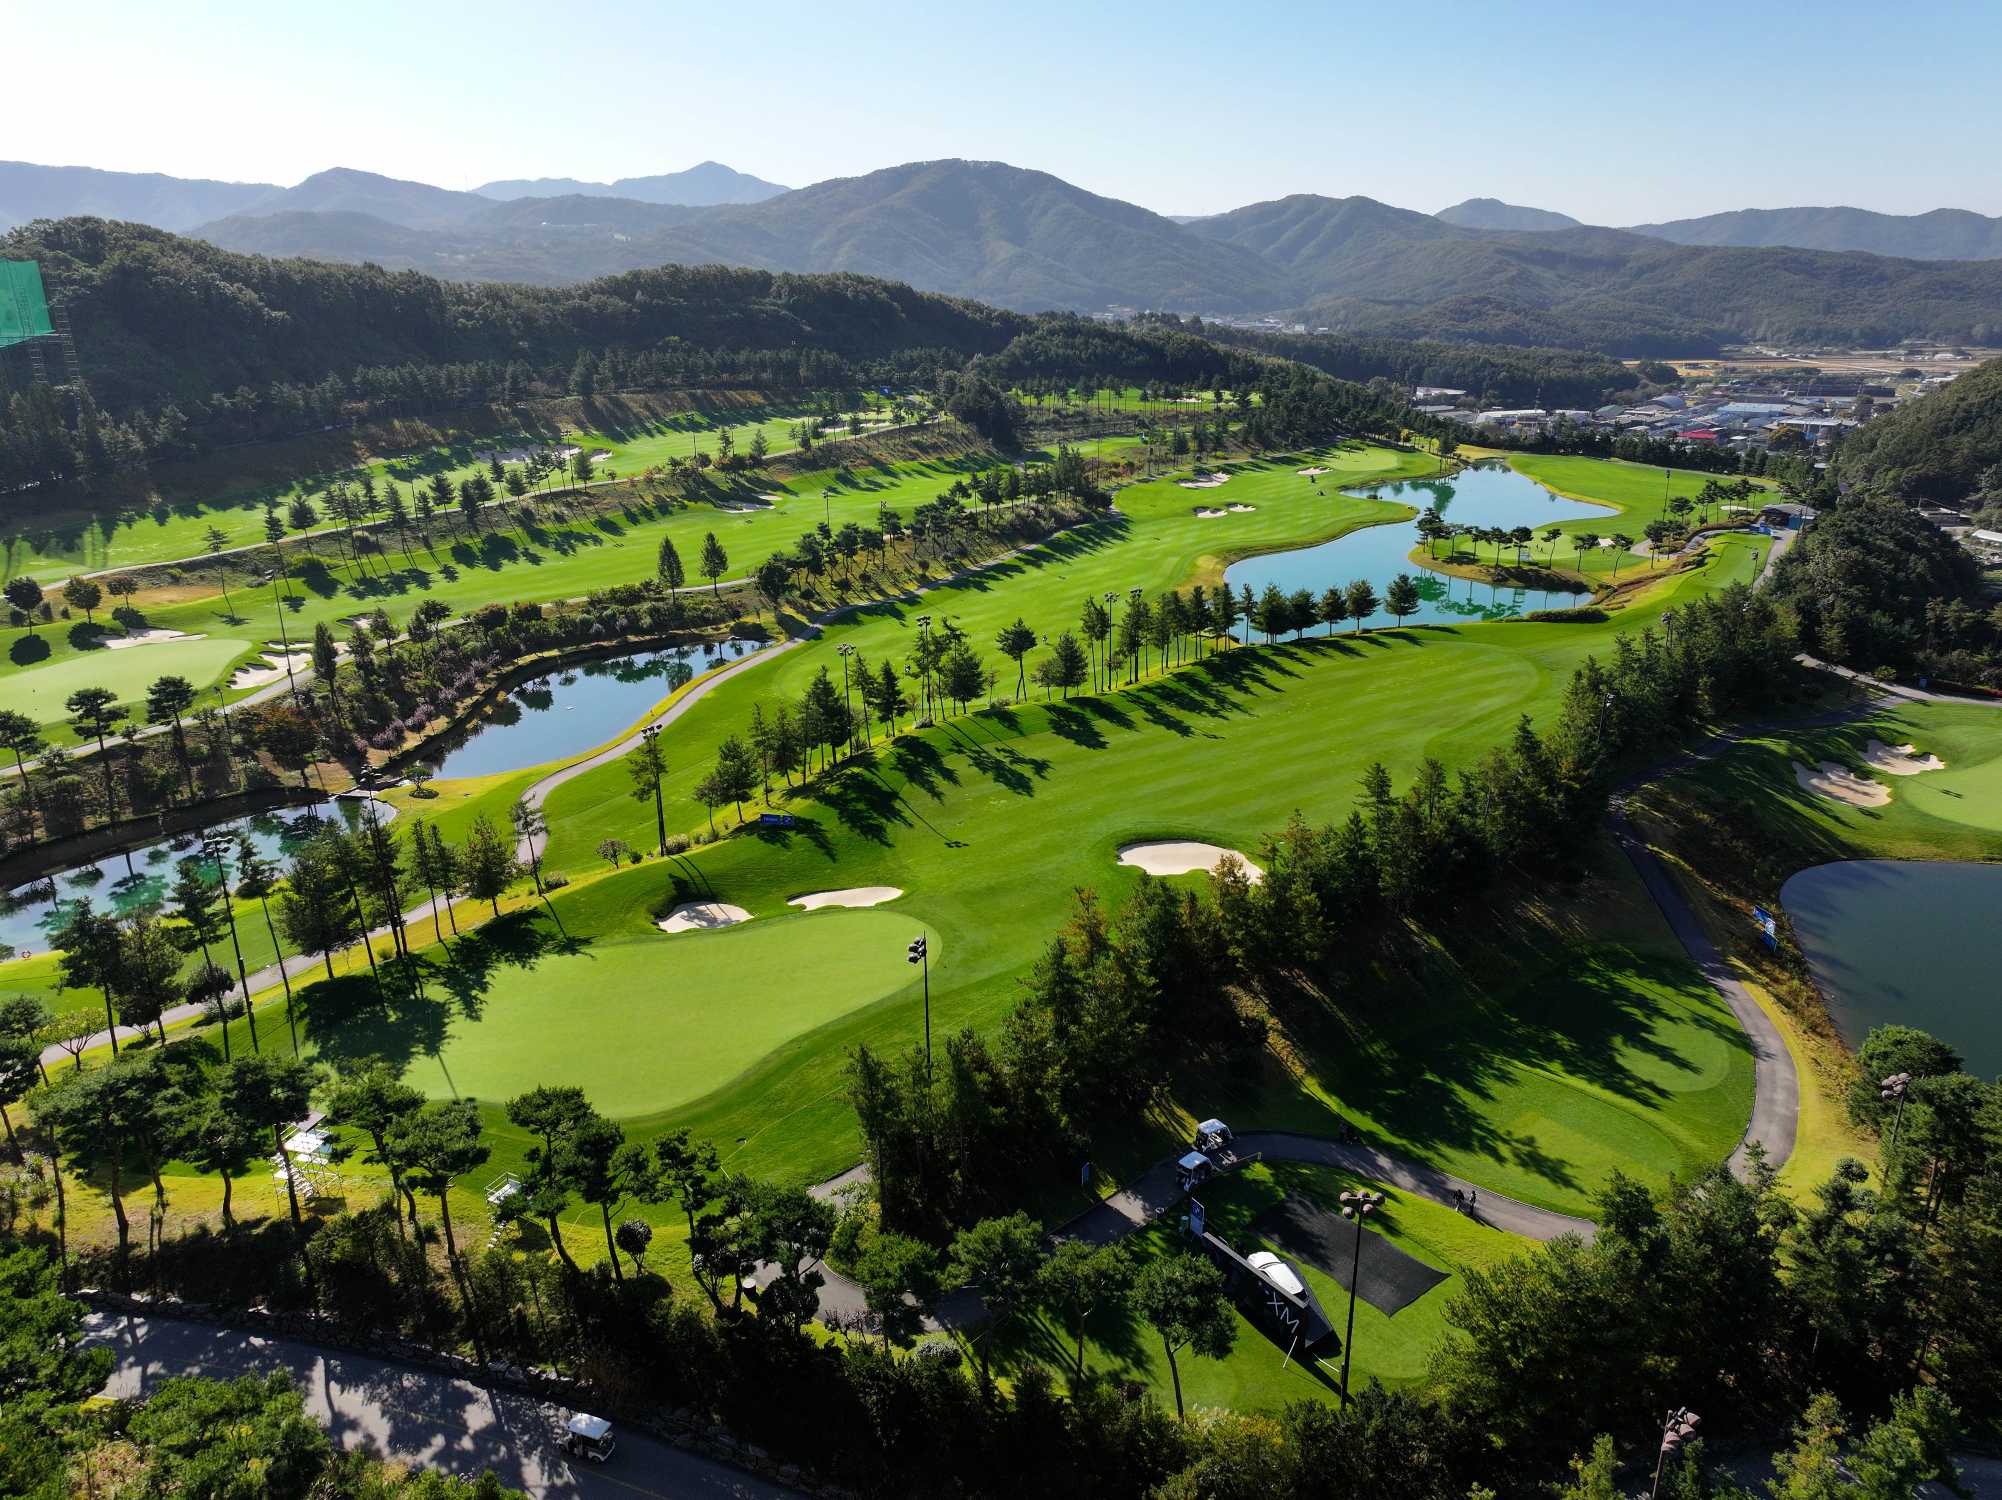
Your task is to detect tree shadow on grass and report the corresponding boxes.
[8,634,49,665]
[296,911,585,1080]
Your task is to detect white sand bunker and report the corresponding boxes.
[657,901,753,933]
[230,650,313,689]
[1194,506,1227,518]
[1227,503,1256,513]
[1792,760,1891,808]
[1117,841,1265,884]
[1179,473,1231,490]
[788,886,904,911]
[104,628,203,650]
[1297,466,1332,477]
[1862,739,1946,775]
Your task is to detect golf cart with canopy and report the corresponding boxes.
[560,1412,617,1463]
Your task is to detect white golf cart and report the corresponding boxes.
[560,1412,617,1463]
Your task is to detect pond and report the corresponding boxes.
[0,798,385,958]
[1224,463,1609,628]
[1782,859,2002,1079]
[421,637,769,782]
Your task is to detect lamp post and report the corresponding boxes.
[1880,1072,1913,1160]
[836,642,856,752]
[1652,1407,1700,1498]
[1337,1189,1384,1406]
[907,935,930,1077]
[204,831,260,1054]
[639,722,666,856]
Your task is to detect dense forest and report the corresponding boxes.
[1156,318,1648,406]
[1836,356,2002,503]
[1764,493,2002,685]
[0,217,1027,412]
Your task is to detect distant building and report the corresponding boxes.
[1414,386,1466,400]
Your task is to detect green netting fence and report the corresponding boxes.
[0,260,54,351]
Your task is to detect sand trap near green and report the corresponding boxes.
[388,908,938,1117]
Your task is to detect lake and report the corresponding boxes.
[0,799,383,957]
[1223,462,1609,628]
[422,637,768,781]
[1782,859,2002,1079]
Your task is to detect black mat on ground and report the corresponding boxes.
[1252,1195,1450,1318]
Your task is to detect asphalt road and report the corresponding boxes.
[84,1311,800,1500]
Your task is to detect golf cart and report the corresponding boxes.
[560,1412,617,1463]
[1177,1150,1214,1193]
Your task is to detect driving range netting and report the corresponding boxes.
[1253,1195,1450,1317]
[0,261,54,351]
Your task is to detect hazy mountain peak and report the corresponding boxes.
[1436,197,1582,232]
[473,161,789,207]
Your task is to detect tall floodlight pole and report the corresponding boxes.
[204,832,260,1054]
[1337,1189,1384,1406]
[907,935,930,1077]
[1652,1408,1701,1498]
[1881,1072,1913,1160]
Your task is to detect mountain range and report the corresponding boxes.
[471,161,787,205]
[11,158,2002,355]
[0,158,784,234]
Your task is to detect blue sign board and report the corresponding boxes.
[1187,1198,1206,1239]
[1752,905,1778,949]
[759,812,796,828]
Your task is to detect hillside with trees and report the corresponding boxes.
[1836,356,2002,502]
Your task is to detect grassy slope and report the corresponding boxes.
[0,391,880,578]
[289,456,1769,1214]
[0,448,994,739]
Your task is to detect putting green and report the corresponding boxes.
[2,632,252,721]
[308,907,938,1118]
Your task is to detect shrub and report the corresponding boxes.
[662,834,690,856]
[1519,606,1607,623]
[541,870,569,890]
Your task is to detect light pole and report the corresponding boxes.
[1652,1407,1700,1498]
[1337,1189,1383,1406]
[204,831,260,1054]
[1881,1072,1913,1160]
[640,722,666,856]
[835,641,857,750]
[907,935,930,1077]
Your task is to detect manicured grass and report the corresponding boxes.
[278,904,939,1119]
[0,393,885,579]
[1508,453,1772,514]
[1663,700,2002,859]
[3,630,255,725]
[982,1160,1522,1405]
[0,448,1002,738]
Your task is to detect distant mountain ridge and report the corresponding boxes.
[1627,204,2002,261]
[473,161,789,206]
[1436,197,1581,232]
[0,160,276,233]
[15,156,2002,355]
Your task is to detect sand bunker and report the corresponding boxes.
[104,629,203,650]
[1194,507,1227,518]
[1117,841,1265,884]
[1297,466,1332,477]
[658,901,752,933]
[230,650,314,689]
[788,886,904,911]
[1227,503,1256,513]
[1179,473,1231,490]
[1792,760,1891,808]
[1862,739,1946,775]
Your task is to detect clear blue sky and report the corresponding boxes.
[16,0,1999,222]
